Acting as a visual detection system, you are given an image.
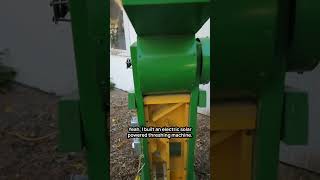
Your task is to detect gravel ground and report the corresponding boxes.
[0,83,85,180]
[110,89,139,179]
[110,88,210,180]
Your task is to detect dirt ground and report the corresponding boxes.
[110,88,210,180]
[0,83,85,180]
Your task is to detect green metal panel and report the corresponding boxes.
[287,0,320,72]
[130,36,201,180]
[212,0,279,95]
[124,1,206,179]
[130,43,151,180]
[131,36,201,179]
[281,88,308,145]
[137,36,198,94]
[198,90,206,107]
[128,92,136,109]
[186,78,201,180]
[68,0,109,179]
[198,37,210,84]
[254,62,286,180]
[123,1,209,35]
[209,0,320,179]
[58,96,83,152]
[210,2,289,179]
[187,39,202,180]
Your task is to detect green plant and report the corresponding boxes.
[0,50,16,89]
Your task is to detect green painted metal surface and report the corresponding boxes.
[68,0,109,179]
[124,0,210,177]
[281,88,308,145]
[198,90,206,107]
[211,0,320,93]
[254,64,286,180]
[210,0,282,179]
[198,37,210,84]
[130,43,151,180]
[131,39,201,179]
[211,0,319,179]
[58,96,83,152]
[188,39,202,179]
[137,36,198,94]
[128,92,136,110]
[129,34,206,180]
[123,0,209,35]
[187,89,200,180]
[212,0,279,95]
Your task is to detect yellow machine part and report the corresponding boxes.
[144,94,190,180]
[211,101,256,180]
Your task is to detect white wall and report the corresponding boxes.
[196,20,210,38]
[0,0,77,95]
[110,52,134,92]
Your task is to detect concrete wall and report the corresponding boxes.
[110,52,134,92]
[0,0,77,95]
